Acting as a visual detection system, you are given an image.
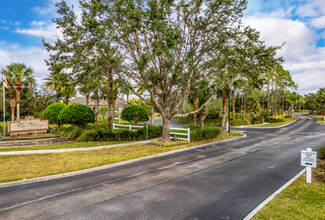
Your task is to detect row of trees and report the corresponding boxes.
[305,88,325,113]
[44,0,288,142]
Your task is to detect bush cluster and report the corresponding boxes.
[189,126,221,141]
[252,115,265,125]
[58,103,95,126]
[121,105,149,123]
[58,124,163,141]
[43,103,66,124]
[43,103,96,127]
[267,115,285,123]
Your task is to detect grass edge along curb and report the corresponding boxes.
[246,117,298,128]
[0,132,246,188]
[243,168,306,220]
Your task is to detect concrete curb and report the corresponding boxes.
[243,168,306,220]
[0,134,246,188]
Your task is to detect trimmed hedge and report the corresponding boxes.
[58,124,163,141]
[121,105,149,123]
[43,103,66,124]
[58,103,95,126]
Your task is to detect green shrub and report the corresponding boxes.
[121,105,149,123]
[319,147,325,159]
[260,110,269,121]
[189,125,221,141]
[252,116,264,124]
[70,127,84,140]
[231,119,244,126]
[47,124,58,134]
[61,124,162,142]
[58,103,95,126]
[267,115,285,123]
[43,103,66,124]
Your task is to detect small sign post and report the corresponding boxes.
[301,148,317,183]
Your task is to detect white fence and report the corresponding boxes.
[170,127,190,142]
[112,123,148,139]
[113,123,144,131]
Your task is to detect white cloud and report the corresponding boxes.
[15,23,61,41]
[295,4,318,17]
[310,16,325,28]
[0,44,50,84]
[30,21,46,26]
[243,12,325,94]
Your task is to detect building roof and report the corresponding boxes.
[70,97,126,108]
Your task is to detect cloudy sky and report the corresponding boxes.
[0,0,324,94]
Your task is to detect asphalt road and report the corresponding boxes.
[1,114,325,220]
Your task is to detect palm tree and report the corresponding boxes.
[4,63,34,120]
[44,72,75,105]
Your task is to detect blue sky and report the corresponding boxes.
[0,0,325,94]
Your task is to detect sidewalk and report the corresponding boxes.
[0,139,157,155]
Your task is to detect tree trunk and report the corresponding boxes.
[267,79,270,120]
[232,90,236,120]
[94,94,99,124]
[112,98,116,123]
[16,103,20,121]
[199,106,206,129]
[10,99,15,121]
[261,95,264,110]
[16,89,21,121]
[86,93,89,106]
[150,105,154,125]
[221,96,228,131]
[193,98,198,126]
[221,84,230,131]
[107,71,113,130]
[274,87,278,116]
[162,117,171,142]
[243,93,246,121]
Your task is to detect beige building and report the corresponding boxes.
[70,97,126,116]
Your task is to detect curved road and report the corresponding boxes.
[1,114,325,219]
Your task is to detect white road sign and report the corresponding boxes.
[301,150,317,168]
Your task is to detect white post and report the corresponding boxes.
[187,128,190,142]
[113,123,115,131]
[306,148,312,183]
[3,82,5,138]
[129,124,132,130]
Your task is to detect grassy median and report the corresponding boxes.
[0,131,243,183]
[310,115,325,124]
[253,148,325,219]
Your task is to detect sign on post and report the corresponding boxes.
[301,148,317,183]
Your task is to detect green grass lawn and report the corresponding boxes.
[0,141,130,151]
[0,131,243,183]
[251,116,297,128]
[253,159,325,219]
[310,115,325,124]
